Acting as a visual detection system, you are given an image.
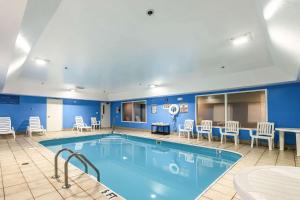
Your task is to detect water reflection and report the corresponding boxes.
[50,135,236,200]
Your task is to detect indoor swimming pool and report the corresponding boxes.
[40,134,242,200]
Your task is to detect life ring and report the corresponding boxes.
[169,104,179,116]
[169,163,179,174]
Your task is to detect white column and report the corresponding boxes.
[279,131,285,151]
[296,133,300,156]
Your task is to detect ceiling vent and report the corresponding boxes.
[76,86,85,90]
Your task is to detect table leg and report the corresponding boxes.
[279,131,285,151]
[296,134,300,156]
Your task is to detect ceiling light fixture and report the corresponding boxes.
[69,88,76,93]
[231,33,252,46]
[33,58,50,66]
[149,84,158,88]
[264,0,283,20]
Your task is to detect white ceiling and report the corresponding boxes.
[1,0,299,100]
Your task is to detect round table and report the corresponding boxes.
[234,166,300,200]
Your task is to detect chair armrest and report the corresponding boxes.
[196,125,202,132]
[249,129,254,137]
[178,125,183,131]
[218,127,223,134]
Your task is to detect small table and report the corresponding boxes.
[234,166,300,200]
[151,123,170,135]
[276,128,300,156]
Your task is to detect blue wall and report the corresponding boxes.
[0,95,47,132]
[111,82,300,145]
[63,99,100,128]
[0,94,101,132]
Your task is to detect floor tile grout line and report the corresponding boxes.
[6,139,35,200]
[0,162,5,200]
[16,137,66,200]
[21,136,101,200]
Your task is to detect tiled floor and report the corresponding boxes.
[0,129,299,200]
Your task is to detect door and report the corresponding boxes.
[47,98,63,131]
[101,102,111,128]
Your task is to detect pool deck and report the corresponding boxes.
[0,129,299,200]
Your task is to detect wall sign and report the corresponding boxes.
[163,104,171,109]
[151,104,157,114]
[179,103,188,113]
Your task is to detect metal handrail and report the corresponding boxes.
[63,152,100,188]
[52,148,88,179]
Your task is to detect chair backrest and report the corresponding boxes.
[225,121,239,133]
[29,116,42,130]
[184,120,194,130]
[91,117,97,124]
[201,120,212,131]
[75,116,84,126]
[257,122,274,136]
[0,117,12,133]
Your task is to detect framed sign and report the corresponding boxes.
[179,103,188,113]
[163,104,171,109]
[151,104,157,114]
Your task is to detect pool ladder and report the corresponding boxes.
[52,148,100,188]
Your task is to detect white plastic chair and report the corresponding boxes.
[220,121,240,145]
[196,120,213,142]
[91,117,100,130]
[0,117,16,140]
[27,116,46,137]
[250,122,275,150]
[74,116,92,133]
[178,119,194,140]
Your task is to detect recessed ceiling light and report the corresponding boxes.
[231,33,252,46]
[33,58,50,66]
[264,0,283,20]
[150,194,157,199]
[149,84,158,88]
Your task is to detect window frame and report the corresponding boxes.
[121,100,147,123]
[195,89,268,128]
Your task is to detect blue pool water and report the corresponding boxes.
[40,134,241,200]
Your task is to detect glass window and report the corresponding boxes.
[227,91,266,128]
[122,101,146,122]
[133,101,146,122]
[122,102,133,122]
[196,94,225,126]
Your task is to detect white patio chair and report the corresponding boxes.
[220,121,240,145]
[196,120,213,142]
[75,116,92,133]
[250,122,275,150]
[0,117,16,140]
[178,119,194,140]
[27,116,46,137]
[91,117,101,130]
